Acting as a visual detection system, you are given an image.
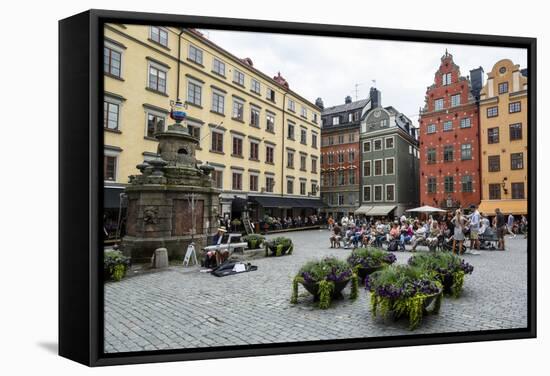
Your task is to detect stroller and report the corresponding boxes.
[479,227,498,250]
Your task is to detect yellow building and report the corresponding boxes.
[478,59,528,216]
[103,24,322,220]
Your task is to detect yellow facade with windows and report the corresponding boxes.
[103,24,321,215]
[478,59,528,216]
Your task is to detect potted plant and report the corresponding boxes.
[230,218,242,232]
[367,265,443,330]
[265,236,293,257]
[103,249,131,282]
[243,234,265,249]
[347,247,397,282]
[291,256,358,309]
[407,252,474,298]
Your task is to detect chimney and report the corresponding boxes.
[345,95,352,104]
[469,67,484,102]
[315,97,324,110]
[370,87,381,108]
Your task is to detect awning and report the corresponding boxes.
[365,205,397,216]
[478,200,527,216]
[104,186,126,209]
[355,205,373,214]
[249,195,324,209]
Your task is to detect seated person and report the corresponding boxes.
[205,226,229,267]
[330,224,342,248]
[399,223,413,251]
[411,223,427,252]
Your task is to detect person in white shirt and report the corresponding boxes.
[341,215,349,228]
[469,205,481,250]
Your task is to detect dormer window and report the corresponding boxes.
[332,116,339,125]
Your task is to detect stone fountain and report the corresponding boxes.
[121,100,220,262]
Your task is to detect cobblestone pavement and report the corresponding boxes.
[104,230,528,353]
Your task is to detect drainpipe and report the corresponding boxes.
[281,91,288,198]
[176,29,184,100]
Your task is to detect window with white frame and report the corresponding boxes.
[443,120,453,131]
[300,154,307,171]
[187,120,201,140]
[212,169,223,189]
[103,97,121,131]
[249,141,259,160]
[300,128,307,144]
[249,174,259,192]
[232,98,244,120]
[386,184,395,201]
[374,159,383,176]
[385,158,395,175]
[385,136,394,149]
[461,143,472,160]
[187,79,202,106]
[363,161,371,177]
[265,176,275,192]
[434,98,444,111]
[451,94,461,107]
[211,91,225,114]
[427,123,436,134]
[104,42,122,78]
[232,171,242,190]
[460,118,471,128]
[250,106,260,127]
[442,72,452,86]
[287,150,294,168]
[311,157,317,173]
[232,136,243,157]
[266,87,276,102]
[332,116,339,125]
[363,141,371,153]
[147,62,167,93]
[145,111,165,138]
[300,180,307,195]
[266,113,275,132]
[287,99,295,112]
[150,26,168,47]
[251,78,261,94]
[374,185,383,201]
[373,139,382,151]
[287,179,294,194]
[312,132,318,148]
[212,58,225,76]
[104,148,120,182]
[233,69,245,86]
[188,45,203,65]
[301,106,307,118]
[363,185,371,202]
[211,131,224,153]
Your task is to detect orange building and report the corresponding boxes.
[478,59,528,216]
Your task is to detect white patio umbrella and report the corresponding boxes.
[406,205,447,213]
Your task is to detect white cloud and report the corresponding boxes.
[202,29,527,126]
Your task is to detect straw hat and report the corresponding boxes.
[217,226,227,233]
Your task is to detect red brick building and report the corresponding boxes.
[419,51,483,210]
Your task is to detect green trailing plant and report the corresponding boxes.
[367,265,442,330]
[350,272,359,300]
[318,280,334,309]
[407,252,473,298]
[104,249,131,282]
[291,256,356,309]
[265,237,293,257]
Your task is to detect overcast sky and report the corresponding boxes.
[201,29,527,127]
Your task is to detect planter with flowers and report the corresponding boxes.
[265,236,293,257]
[347,247,397,282]
[103,249,131,282]
[242,234,266,250]
[291,256,358,309]
[367,265,442,330]
[407,252,474,298]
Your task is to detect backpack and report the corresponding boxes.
[387,239,399,252]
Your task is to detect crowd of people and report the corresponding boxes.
[327,206,527,254]
[259,214,321,232]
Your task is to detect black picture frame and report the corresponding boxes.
[59,9,537,367]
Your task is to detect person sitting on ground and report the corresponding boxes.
[330,224,342,248]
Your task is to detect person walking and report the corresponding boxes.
[327,215,334,231]
[507,213,517,238]
[451,209,467,255]
[494,208,507,250]
[469,205,481,250]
